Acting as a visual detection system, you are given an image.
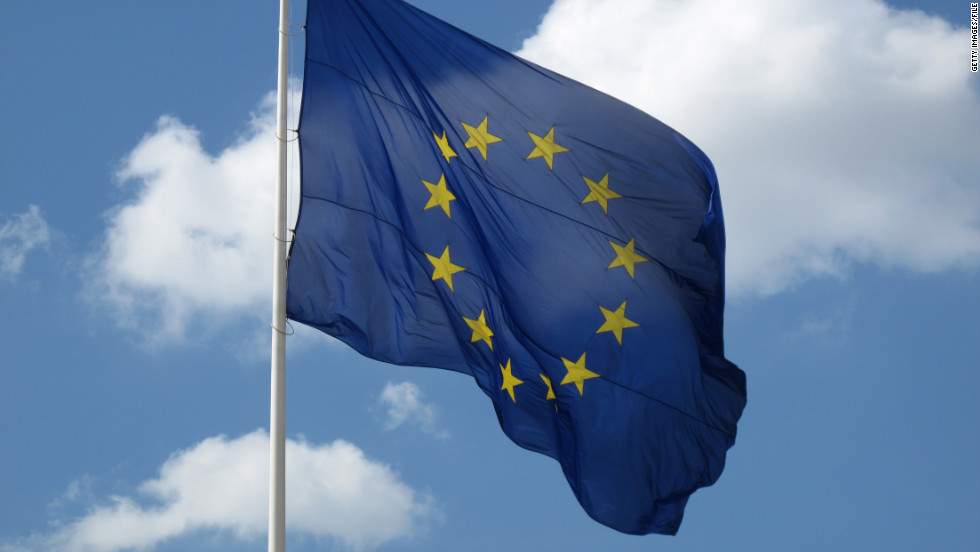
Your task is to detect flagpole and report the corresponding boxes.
[269,0,289,551]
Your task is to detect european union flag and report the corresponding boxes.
[286,0,746,535]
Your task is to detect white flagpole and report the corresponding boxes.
[269,0,289,551]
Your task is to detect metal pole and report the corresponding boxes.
[269,0,289,551]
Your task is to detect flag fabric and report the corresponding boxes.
[286,0,746,535]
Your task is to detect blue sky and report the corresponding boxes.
[1,1,978,551]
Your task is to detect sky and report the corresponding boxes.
[1,0,977,550]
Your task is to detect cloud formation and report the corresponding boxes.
[90,105,274,340]
[379,382,449,440]
[2,431,433,552]
[88,87,302,342]
[0,205,51,281]
[518,0,980,295]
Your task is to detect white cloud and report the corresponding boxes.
[88,86,301,343]
[517,0,980,295]
[379,382,449,440]
[2,430,434,552]
[0,205,51,281]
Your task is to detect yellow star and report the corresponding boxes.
[432,130,457,163]
[581,173,622,214]
[463,309,494,349]
[460,116,502,161]
[607,238,648,279]
[425,246,465,291]
[422,174,456,218]
[526,127,569,170]
[539,374,556,401]
[500,359,523,402]
[596,301,639,345]
[560,353,600,396]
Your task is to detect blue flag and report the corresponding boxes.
[287,0,746,535]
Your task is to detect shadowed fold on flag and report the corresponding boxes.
[286,0,746,535]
